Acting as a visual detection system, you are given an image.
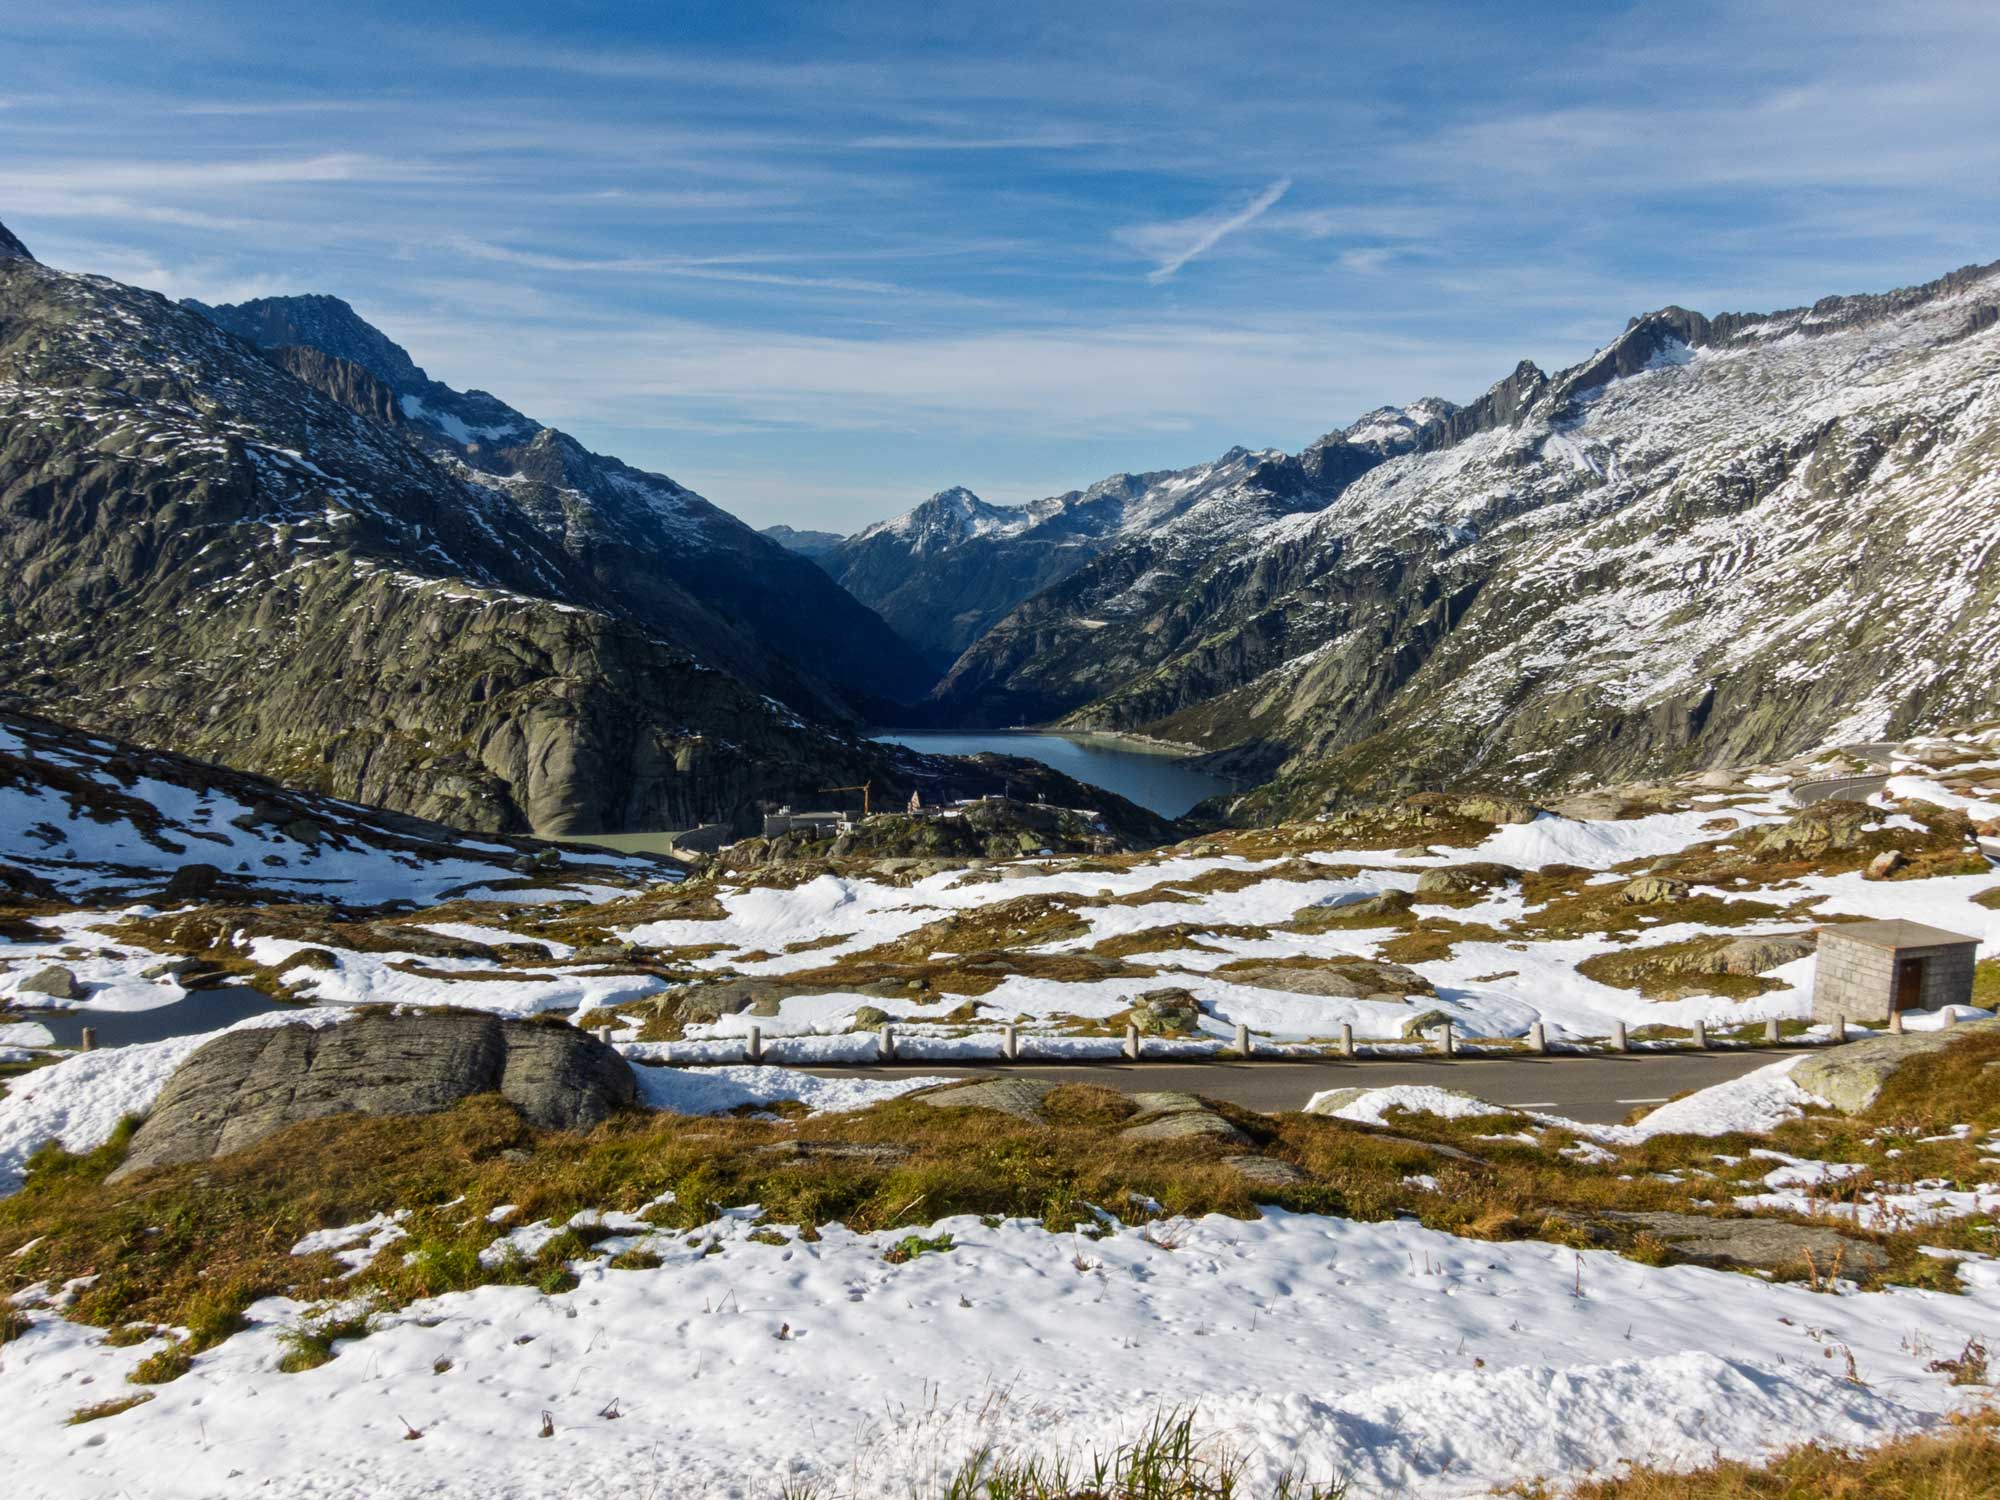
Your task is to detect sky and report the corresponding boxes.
[4,1,2000,533]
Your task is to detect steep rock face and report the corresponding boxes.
[264,344,407,428]
[0,220,33,262]
[111,1012,636,1180]
[0,250,902,833]
[188,294,933,707]
[935,261,2000,814]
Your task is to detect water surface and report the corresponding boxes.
[874,731,1233,819]
[5,987,287,1049]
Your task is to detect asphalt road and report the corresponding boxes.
[806,1048,1819,1125]
[1790,773,1890,806]
[1789,741,1897,806]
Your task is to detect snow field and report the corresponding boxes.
[6,1206,1994,1499]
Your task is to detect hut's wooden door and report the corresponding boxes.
[1894,957,1924,1012]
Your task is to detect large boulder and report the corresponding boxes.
[1453,796,1540,826]
[1754,802,1874,858]
[1415,862,1519,897]
[917,1076,1056,1122]
[17,966,84,1000]
[1289,889,1414,931]
[1118,1092,1249,1146]
[1619,875,1689,905]
[112,1011,635,1180]
[1864,850,1905,880]
[1128,987,1202,1035]
[1215,955,1432,999]
[1397,1008,1454,1039]
[1791,1021,1999,1115]
[1712,933,1815,974]
[160,863,225,902]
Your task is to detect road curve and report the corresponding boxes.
[1790,772,1890,806]
[805,1049,1817,1125]
[1789,740,1897,806]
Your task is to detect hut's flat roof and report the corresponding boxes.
[1818,918,1981,951]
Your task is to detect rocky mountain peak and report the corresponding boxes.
[1332,402,1461,458]
[0,220,34,261]
[1556,309,1707,407]
[186,292,429,393]
[859,485,1021,552]
[928,485,988,511]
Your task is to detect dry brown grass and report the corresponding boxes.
[7,1027,1996,1369]
[1378,920,1511,963]
[1511,1408,2000,1499]
[1090,923,1272,959]
[65,1393,155,1425]
[1973,959,2000,1006]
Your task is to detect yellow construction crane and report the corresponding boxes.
[819,781,872,817]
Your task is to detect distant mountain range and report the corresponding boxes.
[778,263,2000,819]
[763,398,1480,674]
[5,209,1995,833]
[759,524,844,560]
[933,268,2000,816]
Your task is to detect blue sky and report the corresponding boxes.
[5,1,2000,531]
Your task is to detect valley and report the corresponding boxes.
[3,215,1999,1500]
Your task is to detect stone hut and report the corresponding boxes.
[1810,919,1980,1025]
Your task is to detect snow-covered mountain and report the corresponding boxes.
[822,444,1377,668]
[933,261,2000,817]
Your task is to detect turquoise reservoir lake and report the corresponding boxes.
[872,731,1233,819]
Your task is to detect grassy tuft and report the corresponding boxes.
[1509,1408,2000,1498]
[883,1231,955,1264]
[277,1308,375,1373]
[128,1338,193,1384]
[66,1393,156,1425]
[944,1406,1349,1499]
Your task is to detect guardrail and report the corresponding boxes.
[1787,772,1890,807]
[607,1010,1968,1068]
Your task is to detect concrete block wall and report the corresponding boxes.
[1917,943,1979,1010]
[1812,933,1978,1023]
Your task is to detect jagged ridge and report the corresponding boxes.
[925,260,2000,815]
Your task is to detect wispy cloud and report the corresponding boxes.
[9,0,2000,531]
[1123,178,1292,284]
[1337,247,1395,275]
[847,129,1118,152]
[173,99,383,117]
[451,239,923,296]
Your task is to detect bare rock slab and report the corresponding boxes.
[916,1076,1057,1122]
[1601,1210,1889,1276]
[1791,1020,1999,1115]
[1223,1155,1308,1195]
[1119,1092,1251,1146]
[113,1011,635,1180]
